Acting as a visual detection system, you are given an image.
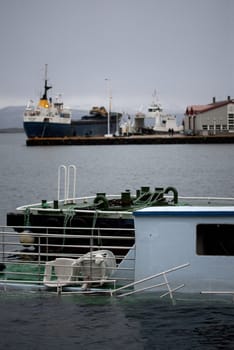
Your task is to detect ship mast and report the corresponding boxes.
[104,78,113,137]
[41,64,52,100]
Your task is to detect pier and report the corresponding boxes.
[26,134,234,146]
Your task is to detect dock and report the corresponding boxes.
[26,134,234,146]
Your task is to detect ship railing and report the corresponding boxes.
[0,225,136,291]
[112,262,190,303]
[16,194,234,212]
[176,196,234,206]
[178,195,234,201]
[200,291,234,300]
[16,194,132,214]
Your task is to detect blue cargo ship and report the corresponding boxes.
[23,65,121,138]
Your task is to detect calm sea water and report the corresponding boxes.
[1,133,234,349]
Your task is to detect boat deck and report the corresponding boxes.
[0,224,135,294]
[0,225,189,300]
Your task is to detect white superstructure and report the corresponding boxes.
[147,100,182,133]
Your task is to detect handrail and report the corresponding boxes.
[201,291,234,295]
[0,226,189,299]
[112,263,190,300]
[57,164,77,203]
[0,224,136,292]
[16,194,234,212]
[66,165,76,201]
[57,165,67,202]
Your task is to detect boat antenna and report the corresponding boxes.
[152,89,157,104]
[104,78,112,137]
[41,64,52,100]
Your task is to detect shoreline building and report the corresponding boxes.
[184,97,234,135]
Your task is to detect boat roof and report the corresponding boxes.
[134,206,234,217]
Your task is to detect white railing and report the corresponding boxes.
[112,263,190,302]
[57,164,77,203]
[0,225,189,300]
[0,225,135,291]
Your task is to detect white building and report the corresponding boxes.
[184,96,234,135]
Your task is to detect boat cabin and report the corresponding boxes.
[133,206,234,295]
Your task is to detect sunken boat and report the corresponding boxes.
[6,165,178,262]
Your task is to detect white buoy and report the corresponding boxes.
[19,230,35,246]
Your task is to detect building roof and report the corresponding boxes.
[185,97,234,115]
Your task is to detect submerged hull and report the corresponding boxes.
[5,203,234,299]
[5,163,234,299]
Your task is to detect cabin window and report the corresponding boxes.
[196,224,234,256]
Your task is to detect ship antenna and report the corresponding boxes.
[41,64,52,100]
[152,89,157,104]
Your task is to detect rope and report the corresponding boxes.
[62,206,76,247]
[24,208,31,227]
[91,211,102,247]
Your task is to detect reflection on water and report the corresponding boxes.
[0,292,234,349]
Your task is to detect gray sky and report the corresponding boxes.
[0,0,233,113]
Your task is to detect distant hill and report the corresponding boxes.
[0,106,24,129]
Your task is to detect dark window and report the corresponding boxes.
[196,224,234,256]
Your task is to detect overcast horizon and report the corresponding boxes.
[0,0,233,114]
